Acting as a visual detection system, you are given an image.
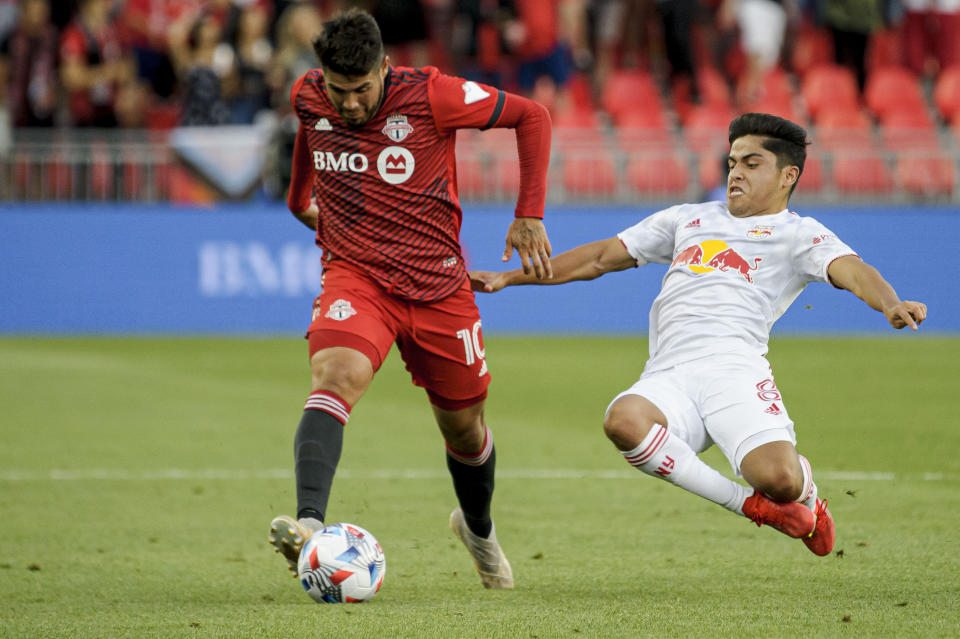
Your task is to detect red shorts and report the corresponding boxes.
[306,262,491,409]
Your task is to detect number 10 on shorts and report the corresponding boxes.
[456,321,486,366]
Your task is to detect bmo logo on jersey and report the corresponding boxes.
[377,146,415,185]
[313,151,369,173]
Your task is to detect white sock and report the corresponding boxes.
[621,424,752,514]
[797,454,819,511]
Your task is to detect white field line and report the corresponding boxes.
[0,468,956,481]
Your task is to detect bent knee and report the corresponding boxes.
[755,467,803,502]
[603,395,665,450]
[603,406,647,450]
[310,347,374,401]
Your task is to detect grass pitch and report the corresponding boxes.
[1,336,958,638]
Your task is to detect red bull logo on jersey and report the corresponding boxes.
[377,146,415,184]
[747,225,775,239]
[671,239,762,283]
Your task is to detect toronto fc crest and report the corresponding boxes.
[325,299,357,321]
[382,113,414,142]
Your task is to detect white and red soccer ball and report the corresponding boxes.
[297,523,385,603]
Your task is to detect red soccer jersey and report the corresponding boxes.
[289,66,550,302]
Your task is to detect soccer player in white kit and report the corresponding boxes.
[470,113,927,555]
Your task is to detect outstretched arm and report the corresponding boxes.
[471,237,636,292]
[827,256,927,330]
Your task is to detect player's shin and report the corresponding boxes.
[620,424,752,513]
[446,425,495,539]
[295,390,351,523]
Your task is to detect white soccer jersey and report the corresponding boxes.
[617,201,858,373]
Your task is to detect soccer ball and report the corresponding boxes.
[297,523,386,603]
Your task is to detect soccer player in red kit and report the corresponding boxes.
[268,9,553,590]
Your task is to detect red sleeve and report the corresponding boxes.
[429,71,504,130]
[429,71,552,219]
[491,92,551,219]
[286,73,314,213]
[287,123,314,214]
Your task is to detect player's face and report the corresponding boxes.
[322,57,390,127]
[726,135,797,217]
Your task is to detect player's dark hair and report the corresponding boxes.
[312,8,384,76]
[729,113,809,194]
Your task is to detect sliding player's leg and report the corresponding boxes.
[706,359,833,554]
[604,365,817,542]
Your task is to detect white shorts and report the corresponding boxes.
[607,354,796,476]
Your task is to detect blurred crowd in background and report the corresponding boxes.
[4,0,960,204]
[1,0,959,131]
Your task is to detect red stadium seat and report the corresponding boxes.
[553,127,607,149]
[455,155,486,200]
[697,152,725,193]
[552,106,604,131]
[562,150,619,199]
[738,67,802,122]
[895,152,956,196]
[682,105,733,152]
[879,109,935,130]
[673,66,731,123]
[473,128,524,197]
[814,107,873,149]
[933,65,960,122]
[864,65,926,119]
[602,70,662,123]
[832,150,893,193]
[878,110,939,150]
[696,66,733,108]
[614,124,673,149]
[626,154,689,196]
[494,154,521,197]
[797,152,824,193]
[816,106,872,130]
[476,127,513,149]
[802,64,860,119]
[739,96,802,123]
[738,67,795,105]
[612,104,668,129]
[791,26,834,78]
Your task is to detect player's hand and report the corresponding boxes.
[503,217,553,279]
[469,270,507,293]
[884,300,927,330]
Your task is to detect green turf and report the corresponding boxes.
[1,336,958,638]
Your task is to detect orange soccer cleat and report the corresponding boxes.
[742,490,817,539]
[802,498,835,556]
